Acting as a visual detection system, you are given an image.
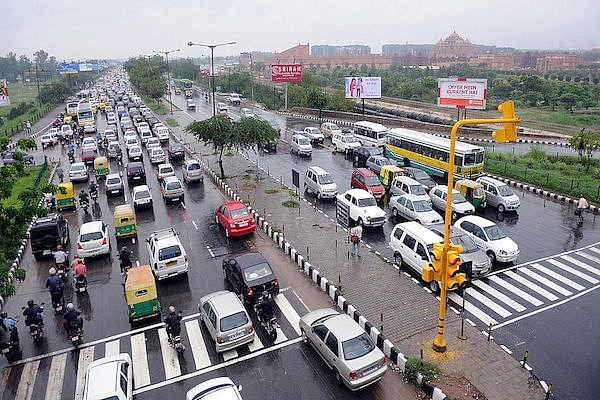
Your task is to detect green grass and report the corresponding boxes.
[142,96,168,116]
[166,117,179,127]
[1,165,44,208]
[0,82,39,117]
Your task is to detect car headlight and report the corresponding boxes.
[499,250,508,255]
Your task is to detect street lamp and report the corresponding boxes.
[188,41,236,116]
[153,48,180,114]
[241,52,254,103]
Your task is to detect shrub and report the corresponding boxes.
[405,357,440,386]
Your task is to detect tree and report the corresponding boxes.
[306,86,327,118]
[185,117,279,178]
[569,129,600,171]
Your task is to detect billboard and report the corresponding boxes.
[271,63,302,82]
[58,63,78,74]
[437,78,487,109]
[79,63,94,72]
[0,79,10,107]
[345,77,381,99]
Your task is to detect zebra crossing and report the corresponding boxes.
[0,292,303,400]
[448,244,600,329]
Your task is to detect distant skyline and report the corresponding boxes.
[2,0,599,62]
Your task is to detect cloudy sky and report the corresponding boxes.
[2,0,599,62]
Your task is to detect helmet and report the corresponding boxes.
[90,180,95,184]
[73,254,79,259]
[80,189,85,193]
[28,299,34,307]
[49,267,57,276]
[66,303,74,312]
[168,305,176,314]
[262,290,269,298]
[0,312,7,318]
[57,244,62,250]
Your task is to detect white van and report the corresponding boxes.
[304,166,338,199]
[389,221,443,293]
[476,176,520,212]
[389,175,431,204]
[146,228,189,280]
[290,134,312,157]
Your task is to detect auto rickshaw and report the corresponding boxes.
[93,156,109,179]
[379,165,404,191]
[455,179,486,209]
[125,264,161,323]
[55,182,75,211]
[63,115,72,124]
[114,204,137,239]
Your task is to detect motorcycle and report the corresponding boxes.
[67,319,84,348]
[168,331,185,354]
[50,292,64,313]
[56,262,68,282]
[75,275,87,293]
[80,199,89,214]
[68,149,75,163]
[22,306,44,344]
[254,297,279,341]
[90,190,98,203]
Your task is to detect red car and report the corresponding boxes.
[350,168,385,200]
[215,201,256,237]
[81,149,96,164]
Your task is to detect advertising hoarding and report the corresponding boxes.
[437,78,487,109]
[345,77,381,99]
[58,63,79,74]
[0,79,10,107]
[271,64,302,82]
[79,63,94,72]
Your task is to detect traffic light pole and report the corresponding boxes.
[434,107,521,353]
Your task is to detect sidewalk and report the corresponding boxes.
[170,110,547,400]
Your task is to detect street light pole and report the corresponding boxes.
[188,41,236,117]
[241,52,254,103]
[153,48,180,115]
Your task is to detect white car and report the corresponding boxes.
[69,162,89,182]
[83,122,97,134]
[60,124,73,138]
[107,115,117,125]
[454,215,520,263]
[239,108,255,119]
[128,145,143,161]
[182,159,204,183]
[331,133,361,154]
[336,189,386,228]
[82,137,97,152]
[82,353,132,400]
[303,127,325,144]
[428,185,475,220]
[145,137,161,151]
[125,136,139,151]
[186,377,243,400]
[40,129,59,148]
[146,227,188,280]
[77,221,110,258]
[389,194,443,226]
[299,308,387,391]
[104,173,124,196]
[155,126,170,142]
[156,163,175,181]
[149,147,166,164]
[132,185,153,209]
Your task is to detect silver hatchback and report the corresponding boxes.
[199,290,255,353]
[161,176,184,203]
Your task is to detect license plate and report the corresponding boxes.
[228,330,245,341]
[166,261,177,267]
[111,190,119,194]
[238,222,248,227]
[1,348,8,354]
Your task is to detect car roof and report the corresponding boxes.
[79,220,103,234]
[132,184,150,192]
[85,353,131,399]
[307,166,328,174]
[229,251,267,268]
[201,290,246,316]
[456,215,495,227]
[396,221,442,242]
[353,167,377,177]
[322,313,366,341]
[343,188,374,199]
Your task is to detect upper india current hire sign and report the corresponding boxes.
[437,78,487,109]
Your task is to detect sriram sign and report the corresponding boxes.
[271,64,302,82]
[437,78,487,109]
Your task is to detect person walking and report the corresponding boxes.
[350,223,363,257]
[56,165,64,183]
[576,194,589,222]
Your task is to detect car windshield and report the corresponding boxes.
[243,262,273,282]
[158,245,182,261]
[410,184,426,195]
[318,174,334,184]
[365,176,381,186]
[187,163,200,170]
[357,197,377,207]
[135,190,150,199]
[166,181,181,190]
[220,311,249,332]
[107,177,120,184]
[484,225,507,241]
[298,137,310,145]
[411,169,430,180]
[413,200,433,212]
[342,332,376,361]
[452,234,479,253]
[498,185,514,196]
[367,147,382,156]
[80,231,103,242]
[71,165,85,171]
[452,192,468,203]
[230,207,250,219]
[345,136,359,143]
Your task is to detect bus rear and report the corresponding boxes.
[353,121,389,147]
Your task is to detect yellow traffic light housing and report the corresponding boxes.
[492,100,520,143]
[446,243,468,290]
[422,242,443,283]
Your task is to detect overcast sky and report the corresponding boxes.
[2,0,599,62]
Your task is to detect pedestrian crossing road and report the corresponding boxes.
[447,243,600,331]
[0,292,303,400]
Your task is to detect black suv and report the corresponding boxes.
[126,161,146,185]
[353,146,383,167]
[30,214,69,259]
[222,251,280,304]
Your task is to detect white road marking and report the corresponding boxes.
[74,346,94,400]
[488,275,543,307]
[470,280,526,312]
[530,262,585,291]
[504,270,558,301]
[105,340,120,357]
[448,291,497,325]
[157,328,181,379]
[45,353,66,400]
[560,255,600,280]
[185,320,211,370]
[465,287,512,318]
[15,359,39,400]
[274,293,302,336]
[521,265,573,296]
[131,333,151,388]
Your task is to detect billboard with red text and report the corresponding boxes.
[271,64,302,82]
[437,78,487,109]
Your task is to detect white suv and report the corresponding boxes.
[336,189,386,228]
[146,228,189,280]
[331,133,361,154]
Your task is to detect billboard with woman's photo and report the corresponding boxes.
[345,77,381,99]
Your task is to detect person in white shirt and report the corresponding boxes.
[350,224,363,257]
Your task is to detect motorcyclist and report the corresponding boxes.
[22,300,44,327]
[79,189,89,205]
[70,254,81,269]
[164,305,182,340]
[73,258,87,286]
[255,291,274,322]
[0,312,19,344]
[89,180,99,197]
[46,267,64,305]
[54,245,68,267]
[63,303,82,334]
[119,246,133,273]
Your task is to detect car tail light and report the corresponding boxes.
[185,256,188,263]
[349,372,357,380]
[382,357,387,365]
[217,337,223,344]
[246,286,253,296]
[274,278,279,287]
[77,242,83,249]
[102,237,107,245]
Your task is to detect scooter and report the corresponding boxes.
[254,298,279,341]
[0,317,20,361]
[168,332,185,354]
[50,292,64,313]
[67,319,84,348]
[80,199,89,214]
[90,190,98,203]
[75,275,87,293]
[56,262,68,282]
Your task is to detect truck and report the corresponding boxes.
[228,93,241,105]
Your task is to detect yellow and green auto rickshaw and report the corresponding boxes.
[455,179,486,209]
[55,182,75,211]
[113,204,137,239]
[125,264,161,323]
[379,165,404,191]
[93,156,109,179]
